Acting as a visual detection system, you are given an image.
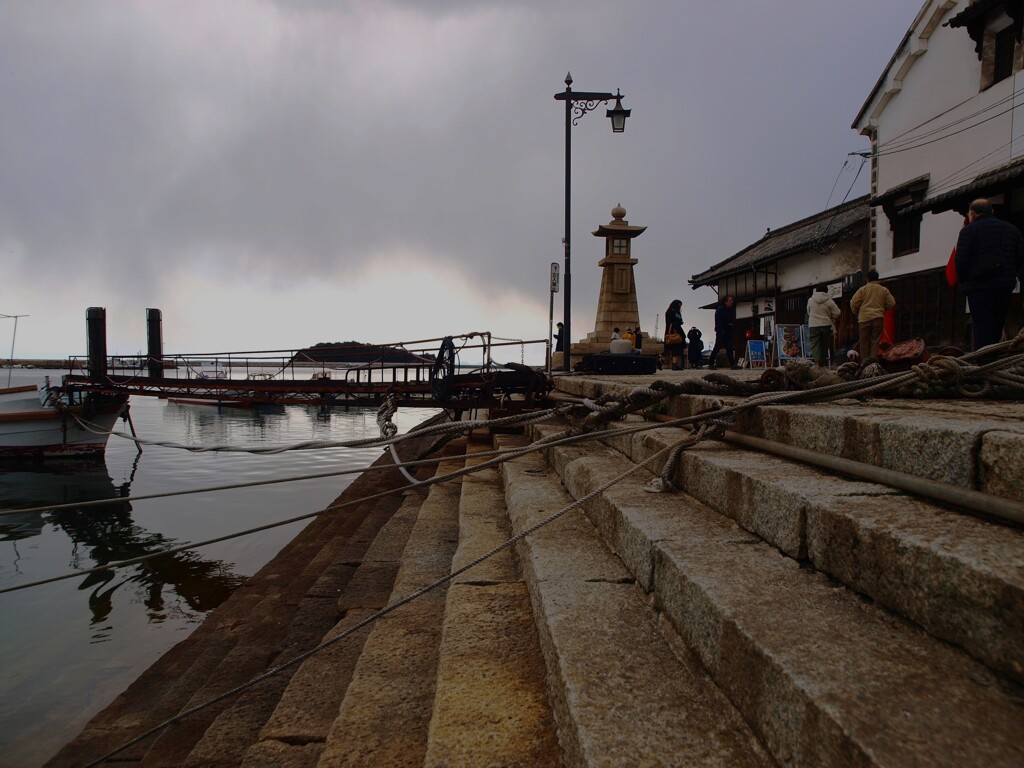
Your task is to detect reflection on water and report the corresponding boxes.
[0,462,245,631]
[0,369,439,766]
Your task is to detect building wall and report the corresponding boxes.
[861,1,1024,278]
[775,238,863,292]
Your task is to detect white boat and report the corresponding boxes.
[0,383,128,460]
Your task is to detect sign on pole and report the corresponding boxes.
[550,262,560,293]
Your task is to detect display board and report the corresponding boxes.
[774,324,811,362]
[746,339,768,368]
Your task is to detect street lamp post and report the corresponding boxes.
[554,72,630,372]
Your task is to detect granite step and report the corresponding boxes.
[554,376,1024,503]
[185,493,423,767]
[143,490,413,767]
[528,424,1024,766]
[311,451,466,766]
[231,439,464,767]
[44,439,439,768]
[44,503,354,767]
[579,417,1024,685]
[234,491,430,767]
[423,431,559,766]
[497,433,775,767]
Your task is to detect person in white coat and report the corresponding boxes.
[806,285,841,367]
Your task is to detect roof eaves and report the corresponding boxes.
[689,197,870,288]
[852,1,947,131]
[901,156,1024,215]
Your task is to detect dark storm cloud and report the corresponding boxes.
[1,0,924,355]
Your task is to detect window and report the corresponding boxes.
[994,24,1016,84]
[611,239,628,255]
[892,211,922,257]
[950,3,1024,90]
[882,182,927,258]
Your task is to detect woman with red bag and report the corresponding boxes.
[663,299,686,370]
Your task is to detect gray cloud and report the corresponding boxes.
[1,0,921,354]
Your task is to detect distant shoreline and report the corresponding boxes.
[1,359,74,370]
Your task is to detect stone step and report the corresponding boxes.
[423,433,559,766]
[236,491,429,767]
[555,376,1024,503]
[497,434,776,767]
[43,442,437,768]
[144,491,411,767]
[182,493,419,767]
[578,417,1024,685]
[44,510,343,767]
[529,425,1024,766]
[311,450,466,766]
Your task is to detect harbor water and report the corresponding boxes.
[0,369,439,766]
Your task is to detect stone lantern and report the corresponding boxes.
[573,204,647,356]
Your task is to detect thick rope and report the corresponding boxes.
[60,336,1024,763]
[83,440,677,768]
[73,403,575,454]
[0,416,689,594]
[12,342,1021,593]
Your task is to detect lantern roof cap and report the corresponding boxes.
[593,203,647,238]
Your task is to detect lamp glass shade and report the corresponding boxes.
[607,97,630,133]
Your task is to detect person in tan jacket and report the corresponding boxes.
[849,270,895,361]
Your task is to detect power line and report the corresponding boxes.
[870,99,1024,158]
[877,83,1024,150]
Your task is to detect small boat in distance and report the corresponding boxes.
[0,382,128,460]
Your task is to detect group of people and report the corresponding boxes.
[556,197,1022,369]
[808,197,1023,366]
[662,297,737,370]
[803,275,893,366]
[610,326,644,350]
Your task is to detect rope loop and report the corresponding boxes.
[376,393,399,439]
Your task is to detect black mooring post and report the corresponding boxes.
[86,307,107,381]
[146,308,163,378]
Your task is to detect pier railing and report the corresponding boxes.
[63,333,552,410]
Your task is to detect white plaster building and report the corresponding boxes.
[689,197,870,357]
[853,0,1024,346]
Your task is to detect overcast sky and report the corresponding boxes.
[1,0,923,361]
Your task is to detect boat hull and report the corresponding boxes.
[0,386,127,459]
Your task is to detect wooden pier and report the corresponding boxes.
[64,324,552,412]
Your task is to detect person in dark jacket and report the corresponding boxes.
[708,296,737,369]
[663,300,685,370]
[955,198,1024,350]
[686,326,703,368]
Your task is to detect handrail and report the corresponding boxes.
[64,334,550,379]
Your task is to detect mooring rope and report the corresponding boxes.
[0,408,735,597]
[71,402,575,454]
[56,334,1024,764]
[9,339,1024,594]
[83,440,680,768]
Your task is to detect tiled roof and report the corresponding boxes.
[689,195,870,288]
[900,156,1024,215]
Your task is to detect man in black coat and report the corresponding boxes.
[955,198,1024,350]
[708,296,737,369]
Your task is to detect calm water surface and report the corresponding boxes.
[0,369,438,766]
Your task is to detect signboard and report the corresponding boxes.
[746,339,768,368]
[774,324,811,362]
[827,282,843,299]
[550,262,560,293]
